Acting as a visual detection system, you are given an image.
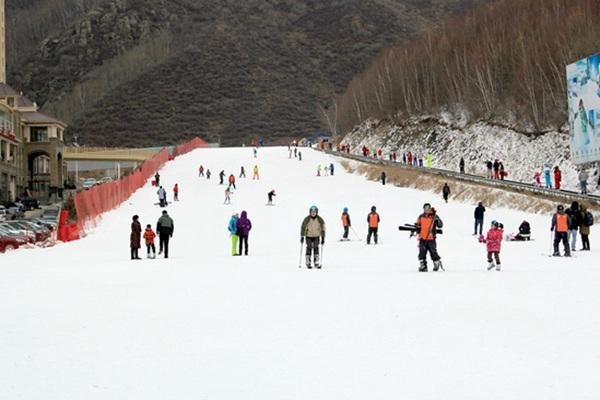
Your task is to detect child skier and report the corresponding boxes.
[484,220,503,271]
[341,207,351,241]
[143,224,157,259]
[173,184,179,201]
[224,187,232,205]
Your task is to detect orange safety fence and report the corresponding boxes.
[73,137,208,237]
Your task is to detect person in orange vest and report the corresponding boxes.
[551,204,571,257]
[367,206,380,245]
[228,174,236,190]
[415,203,444,272]
[173,183,179,201]
[143,224,157,259]
[341,207,351,241]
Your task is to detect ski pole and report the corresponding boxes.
[350,226,362,241]
[299,240,304,268]
[320,243,324,269]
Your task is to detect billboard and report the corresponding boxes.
[567,53,600,164]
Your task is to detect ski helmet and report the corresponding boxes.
[310,205,318,213]
[423,203,431,211]
[371,206,376,212]
[491,220,498,227]
[557,205,564,212]
[343,207,348,213]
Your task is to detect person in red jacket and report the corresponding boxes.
[484,220,503,271]
[554,166,562,190]
[143,224,157,259]
[173,184,179,201]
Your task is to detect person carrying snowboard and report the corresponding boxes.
[484,220,503,271]
[173,183,179,201]
[143,224,157,259]
[551,205,571,257]
[228,212,239,256]
[267,190,276,205]
[301,205,326,269]
[341,207,351,241]
[415,203,444,272]
[367,206,380,245]
[236,211,252,256]
[157,186,167,207]
[130,215,142,260]
[442,183,450,203]
[156,210,174,258]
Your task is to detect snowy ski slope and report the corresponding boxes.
[1,147,599,399]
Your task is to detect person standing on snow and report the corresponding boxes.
[228,174,236,190]
[157,186,167,207]
[534,170,542,186]
[240,166,246,178]
[551,205,571,257]
[199,165,204,177]
[206,169,211,180]
[154,172,160,186]
[224,187,232,205]
[130,215,142,260]
[144,224,157,259]
[253,147,258,158]
[554,166,562,190]
[156,210,174,258]
[474,202,486,236]
[253,165,260,180]
[219,170,225,185]
[499,162,505,180]
[380,171,386,185]
[485,160,493,179]
[236,211,252,256]
[484,220,503,271]
[317,164,322,177]
[566,201,581,252]
[228,212,240,256]
[298,151,302,161]
[579,169,589,194]
[580,205,592,251]
[173,184,179,201]
[366,206,380,245]
[426,153,433,168]
[341,207,351,241]
[267,190,276,205]
[459,157,465,174]
[330,163,335,176]
[543,164,552,189]
[442,183,451,203]
[415,203,444,272]
[301,205,326,268]
[493,160,500,179]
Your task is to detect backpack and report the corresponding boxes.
[584,211,594,226]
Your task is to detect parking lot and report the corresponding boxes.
[0,201,60,253]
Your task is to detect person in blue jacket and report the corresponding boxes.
[228,212,239,256]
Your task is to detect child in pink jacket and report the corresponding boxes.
[485,221,503,271]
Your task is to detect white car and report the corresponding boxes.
[81,178,97,189]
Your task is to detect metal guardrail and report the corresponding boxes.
[318,149,600,207]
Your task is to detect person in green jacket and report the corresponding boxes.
[300,205,326,268]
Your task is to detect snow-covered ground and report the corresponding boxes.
[1,147,599,399]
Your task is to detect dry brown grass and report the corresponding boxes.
[340,160,600,214]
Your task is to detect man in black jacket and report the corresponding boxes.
[474,202,486,236]
[156,210,174,258]
[565,201,581,252]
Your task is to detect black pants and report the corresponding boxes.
[487,251,501,264]
[553,232,569,255]
[146,243,156,255]
[306,237,320,256]
[474,218,483,235]
[229,182,236,190]
[239,235,249,255]
[443,193,449,203]
[367,227,378,244]
[418,240,440,262]
[581,234,590,250]
[130,248,140,259]
[343,226,349,239]
[159,234,170,257]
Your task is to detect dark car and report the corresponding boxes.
[18,197,40,210]
[0,235,25,252]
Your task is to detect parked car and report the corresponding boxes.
[4,220,50,242]
[98,177,113,184]
[0,235,25,253]
[0,206,7,222]
[18,197,40,210]
[81,178,97,189]
[31,217,57,230]
[0,225,33,244]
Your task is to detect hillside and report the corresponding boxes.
[6,0,486,146]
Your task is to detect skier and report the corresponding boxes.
[579,169,589,194]
[157,186,167,207]
[566,201,581,251]
[219,170,225,185]
[341,207,351,241]
[317,164,322,177]
[459,157,465,174]
[156,210,174,258]
[240,166,246,178]
[228,174,236,190]
[474,202,486,235]
[329,163,334,176]
[228,212,239,256]
[173,183,179,201]
[298,151,302,161]
[224,187,232,205]
[554,166,562,190]
[415,203,444,272]
[551,205,571,257]
[143,224,157,259]
[130,215,142,260]
[253,147,258,158]
[236,211,252,256]
[199,165,204,177]
[253,165,260,180]
[267,190,276,205]
[206,169,211,180]
[154,172,160,186]
[514,220,531,241]
[543,164,552,189]
[484,220,503,271]
[442,183,450,203]
[366,206,380,245]
[294,148,297,158]
[300,205,326,269]
[580,206,592,251]
[380,171,386,185]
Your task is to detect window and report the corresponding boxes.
[30,127,48,142]
[0,109,13,131]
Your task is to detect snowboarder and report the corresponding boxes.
[219,170,225,185]
[130,215,142,260]
[253,165,260,180]
[543,164,552,189]
[199,165,204,177]
[580,206,592,251]
[415,203,444,272]
[474,202,486,235]
[341,207,351,241]
[300,205,326,269]
[224,187,232,205]
[366,206,380,245]
[380,171,386,185]
[228,174,236,190]
[143,224,157,258]
[156,210,174,258]
[566,201,581,251]
[484,220,503,271]
[459,157,465,174]
[173,184,179,201]
[267,190,276,205]
[154,172,160,186]
[228,212,239,256]
[442,183,450,203]
[329,163,334,176]
[551,205,571,257]
[579,169,589,194]
[157,186,167,207]
[240,166,246,178]
[206,169,211,180]
[554,166,562,190]
[514,221,531,241]
[236,211,252,256]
